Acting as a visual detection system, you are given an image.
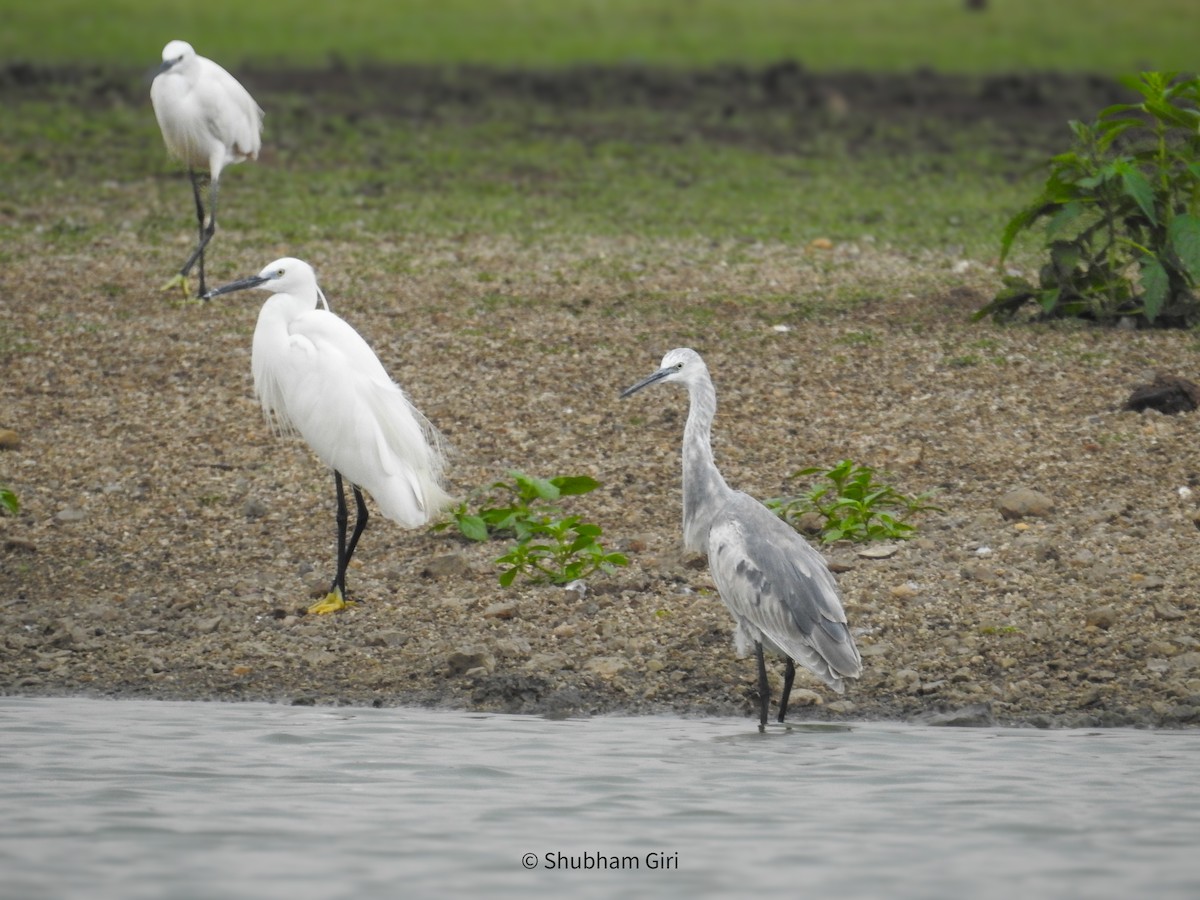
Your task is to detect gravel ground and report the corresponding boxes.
[4,229,1199,728]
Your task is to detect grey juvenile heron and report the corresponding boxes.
[151,40,263,298]
[622,348,862,726]
[205,258,451,614]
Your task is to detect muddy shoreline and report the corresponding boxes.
[2,65,1198,727]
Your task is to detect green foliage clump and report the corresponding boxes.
[1,486,17,516]
[767,459,939,544]
[437,471,628,586]
[977,72,1200,327]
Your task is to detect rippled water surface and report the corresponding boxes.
[2,697,1198,898]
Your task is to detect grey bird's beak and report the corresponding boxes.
[620,366,673,398]
[202,273,271,301]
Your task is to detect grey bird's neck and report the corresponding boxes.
[681,374,732,552]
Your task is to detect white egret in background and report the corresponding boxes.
[205,258,451,614]
[151,40,263,297]
[622,348,862,726]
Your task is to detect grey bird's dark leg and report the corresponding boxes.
[777,658,797,723]
[755,641,770,728]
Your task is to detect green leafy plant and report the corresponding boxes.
[0,486,17,516]
[767,459,939,543]
[438,471,601,542]
[496,516,628,587]
[436,470,628,586]
[976,71,1200,326]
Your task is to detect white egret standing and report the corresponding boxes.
[150,40,263,297]
[622,348,862,726]
[205,258,451,614]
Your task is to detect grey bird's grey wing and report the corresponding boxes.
[707,493,863,689]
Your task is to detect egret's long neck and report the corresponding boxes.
[681,374,732,552]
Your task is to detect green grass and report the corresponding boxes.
[0,95,1029,260]
[4,1,1182,275]
[2,0,1197,72]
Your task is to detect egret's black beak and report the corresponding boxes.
[620,367,672,398]
[202,274,270,301]
[145,58,174,85]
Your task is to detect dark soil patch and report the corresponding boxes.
[3,60,1130,158]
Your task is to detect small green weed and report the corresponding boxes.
[1,486,18,516]
[767,459,939,543]
[439,470,599,541]
[437,470,628,586]
[979,625,1023,636]
[978,72,1200,326]
[835,329,880,346]
[496,517,628,587]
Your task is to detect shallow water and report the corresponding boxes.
[1,697,1197,899]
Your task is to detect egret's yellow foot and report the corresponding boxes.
[160,272,191,298]
[307,588,353,615]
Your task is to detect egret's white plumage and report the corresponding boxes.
[206,258,450,612]
[622,348,862,725]
[150,40,263,296]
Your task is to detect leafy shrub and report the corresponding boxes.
[767,459,939,543]
[495,517,628,587]
[437,470,627,586]
[440,471,600,542]
[976,72,1200,327]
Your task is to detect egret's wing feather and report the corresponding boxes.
[708,493,862,690]
[263,310,448,527]
[195,57,262,162]
[151,58,262,171]
[355,376,452,525]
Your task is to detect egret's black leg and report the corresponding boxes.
[755,641,770,728]
[307,472,359,614]
[778,658,796,723]
[329,475,369,602]
[330,471,350,599]
[180,173,219,295]
[343,485,370,587]
[189,169,206,244]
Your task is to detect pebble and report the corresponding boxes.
[447,648,496,676]
[1085,606,1117,630]
[858,543,900,559]
[1153,600,1185,620]
[422,553,471,580]
[1170,652,1200,673]
[787,689,823,707]
[585,656,630,678]
[998,487,1055,520]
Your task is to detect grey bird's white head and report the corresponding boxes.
[623,347,862,728]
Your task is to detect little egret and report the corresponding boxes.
[205,258,452,614]
[151,40,263,298]
[622,348,862,726]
